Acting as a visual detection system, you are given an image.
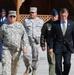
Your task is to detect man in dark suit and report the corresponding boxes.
[0,9,8,61]
[49,8,74,75]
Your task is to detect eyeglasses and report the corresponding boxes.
[9,16,16,18]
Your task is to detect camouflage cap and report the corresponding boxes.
[8,10,16,16]
[30,7,37,12]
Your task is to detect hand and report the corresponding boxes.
[48,49,53,54]
[72,52,74,54]
[42,47,45,51]
[45,42,47,46]
[22,49,27,53]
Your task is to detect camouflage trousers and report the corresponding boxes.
[23,45,32,67]
[23,43,41,69]
[2,46,21,75]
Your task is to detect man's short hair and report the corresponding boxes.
[60,8,68,13]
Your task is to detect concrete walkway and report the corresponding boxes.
[0,50,74,75]
[16,50,48,75]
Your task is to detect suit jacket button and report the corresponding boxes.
[64,41,66,44]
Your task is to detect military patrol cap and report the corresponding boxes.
[8,10,16,16]
[30,7,37,12]
[51,9,58,16]
[1,9,6,13]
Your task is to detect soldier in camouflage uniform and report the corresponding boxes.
[0,10,31,75]
[22,7,44,75]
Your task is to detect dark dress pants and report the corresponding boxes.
[55,50,71,75]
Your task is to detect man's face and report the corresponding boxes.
[30,12,37,19]
[51,15,58,21]
[60,11,68,21]
[1,12,6,17]
[8,15,16,23]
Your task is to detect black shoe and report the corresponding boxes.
[0,59,1,62]
[24,65,31,75]
[62,71,64,75]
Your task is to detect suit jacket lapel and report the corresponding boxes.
[58,20,63,36]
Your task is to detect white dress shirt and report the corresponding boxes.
[0,17,6,22]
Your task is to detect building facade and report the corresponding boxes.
[0,0,74,21]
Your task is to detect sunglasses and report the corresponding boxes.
[9,16,16,18]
